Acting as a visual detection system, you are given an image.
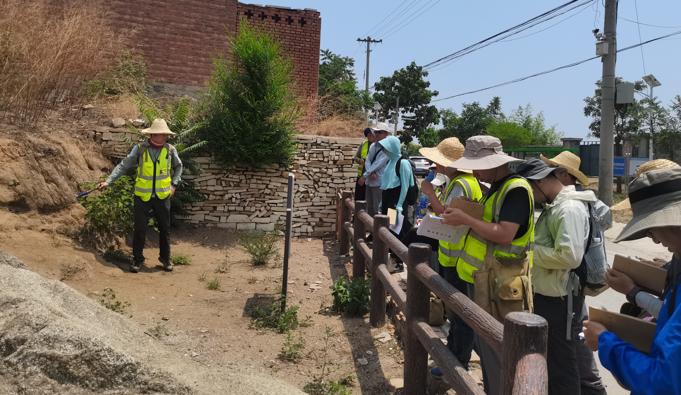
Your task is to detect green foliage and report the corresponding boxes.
[486,121,532,148]
[239,232,280,266]
[303,379,352,395]
[87,51,147,97]
[509,104,563,146]
[80,176,134,251]
[418,127,440,148]
[331,277,370,316]
[318,49,372,118]
[304,327,353,395]
[199,22,298,167]
[206,277,221,291]
[403,142,422,157]
[171,254,191,266]
[99,288,130,314]
[103,249,132,264]
[438,98,501,143]
[373,62,439,143]
[249,301,301,333]
[279,331,305,362]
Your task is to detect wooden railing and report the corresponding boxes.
[336,191,548,395]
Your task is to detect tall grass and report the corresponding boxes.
[0,0,124,124]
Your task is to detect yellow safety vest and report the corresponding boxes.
[357,140,369,177]
[456,177,535,284]
[438,173,483,267]
[134,143,173,202]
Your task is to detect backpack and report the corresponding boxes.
[395,155,419,206]
[573,202,609,296]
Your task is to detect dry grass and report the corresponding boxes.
[0,0,124,124]
[302,115,367,138]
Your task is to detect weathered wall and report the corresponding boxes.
[104,1,320,99]
[94,128,361,237]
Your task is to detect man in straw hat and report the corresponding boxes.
[98,119,183,273]
[418,137,483,374]
[583,167,681,395]
[442,135,534,394]
[515,159,601,395]
[540,150,590,188]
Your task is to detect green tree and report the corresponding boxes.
[318,49,372,118]
[199,22,298,167]
[509,104,563,145]
[373,62,439,143]
[583,78,646,155]
[486,121,532,148]
[438,97,502,142]
[418,127,440,148]
[654,95,681,160]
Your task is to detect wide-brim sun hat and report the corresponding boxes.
[540,151,589,186]
[450,135,519,170]
[368,121,392,135]
[615,167,681,242]
[141,118,175,135]
[515,158,558,180]
[419,137,465,168]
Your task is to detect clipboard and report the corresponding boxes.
[612,255,667,296]
[449,198,484,219]
[589,306,656,354]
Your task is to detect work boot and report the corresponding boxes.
[159,257,173,272]
[129,263,141,273]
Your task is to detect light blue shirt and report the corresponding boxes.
[363,143,388,188]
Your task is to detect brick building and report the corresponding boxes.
[105,1,320,99]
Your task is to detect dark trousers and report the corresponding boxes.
[441,266,476,369]
[534,293,584,395]
[354,177,366,201]
[133,196,171,265]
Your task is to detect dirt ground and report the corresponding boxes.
[0,207,408,394]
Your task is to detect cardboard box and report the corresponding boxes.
[612,255,667,296]
[589,306,656,353]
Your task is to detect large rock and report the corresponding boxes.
[0,252,303,395]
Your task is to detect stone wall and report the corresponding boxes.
[94,128,361,237]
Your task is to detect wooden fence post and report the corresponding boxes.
[370,214,390,327]
[501,312,548,395]
[352,201,367,279]
[335,193,342,242]
[339,191,352,255]
[404,243,432,395]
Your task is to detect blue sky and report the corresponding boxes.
[274,0,681,138]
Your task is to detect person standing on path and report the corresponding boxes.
[353,128,373,201]
[516,159,596,395]
[442,135,534,395]
[361,122,391,216]
[98,119,183,273]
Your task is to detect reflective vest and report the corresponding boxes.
[134,143,173,202]
[357,140,369,176]
[438,174,483,267]
[456,177,535,284]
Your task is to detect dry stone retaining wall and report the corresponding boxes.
[95,128,361,237]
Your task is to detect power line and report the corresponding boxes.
[432,29,681,103]
[372,0,422,38]
[362,0,412,38]
[621,16,681,29]
[380,0,443,39]
[499,2,592,43]
[633,0,647,74]
[423,0,593,71]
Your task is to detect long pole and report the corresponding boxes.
[649,85,655,160]
[598,0,618,206]
[281,173,294,312]
[357,36,382,93]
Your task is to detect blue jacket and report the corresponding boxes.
[378,136,414,211]
[598,262,681,395]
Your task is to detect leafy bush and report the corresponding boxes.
[303,379,352,395]
[171,254,191,266]
[87,51,147,97]
[80,177,134,252]
[249,301,300,333]
[199,22,298,167]
[279,331,305,362]
[331,277,370,316]
[239,232,280,266]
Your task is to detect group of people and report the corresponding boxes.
[353,125,681,395]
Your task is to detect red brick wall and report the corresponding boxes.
[104,1,320,99]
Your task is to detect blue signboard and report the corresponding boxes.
[613,157,625,177]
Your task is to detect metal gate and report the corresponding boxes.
[579,142,600,176]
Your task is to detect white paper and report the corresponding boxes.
[416,214,470,243]
[389,211,405,235]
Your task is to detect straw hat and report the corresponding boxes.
[540,151,589,186]
[635,159,679,177]
[450,135,519,170]
[615,167,681,242]
[419,137,465,168]
[141,119,175,135]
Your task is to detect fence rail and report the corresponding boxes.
[336,192,548,395]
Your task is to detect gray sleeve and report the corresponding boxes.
[635,291,663,319]
[444,184,465,206]
[170,147,183,186]
[106,145,140,184]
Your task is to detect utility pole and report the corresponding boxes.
[394,82,400,134]
[357,36,382,93]
[597,0,618,206]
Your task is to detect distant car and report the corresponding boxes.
[409,156,432,177]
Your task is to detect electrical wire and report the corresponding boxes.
[380,0,443,39]
[432,29,681,103]
[499,2,592,43]
[371,0,422,38]
[423,0,593,71]
[361,0,413,38]
[633,0,647,74]
[621,16,681,29]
